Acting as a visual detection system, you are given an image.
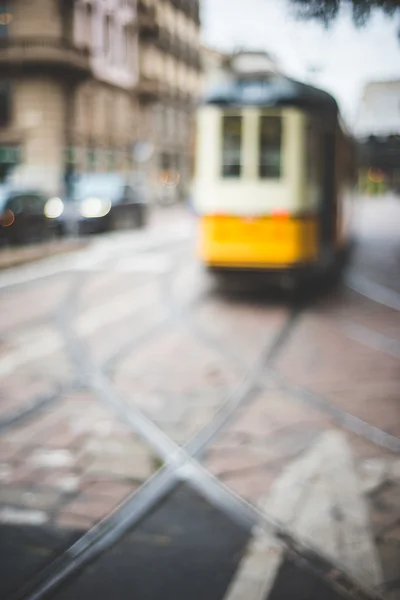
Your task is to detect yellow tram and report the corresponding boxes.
[192,52,356,283]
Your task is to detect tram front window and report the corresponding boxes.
[222,115,242,178]
[259,115,282,178]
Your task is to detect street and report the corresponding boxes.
[0,196,399,600]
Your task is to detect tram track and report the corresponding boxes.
[10,255,304,600]
[270,371,400,454]
[0,272,85,436]
[5,238,400,600]
[185,307,301,458]
[0,382,80,434]
[2,260,399,469]
[18,265,398,599]
[340,319,400,361]
[0,252,181,436]
[55,250,301,466]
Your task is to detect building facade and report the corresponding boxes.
[135,0,202,202]
[355,80,400,194]
[0,0,201,201]
[0,0,139,195]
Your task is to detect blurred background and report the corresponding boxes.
[0,3,400,599]
[0,0,399,248]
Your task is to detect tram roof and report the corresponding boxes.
[203,74,338,114]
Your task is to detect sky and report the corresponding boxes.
[201,0,400,127]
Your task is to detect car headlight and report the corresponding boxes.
[44,197,64,219]
[79,197,111,219]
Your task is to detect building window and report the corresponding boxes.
[87,148,96,170]
[108,149,115,170]
[259,116,282,178]
[0,80,11,127]
[121,25,129,64]
[155,104,164,137]
[85,3,93,49]
[168,107,175,138]
[0,2,12,39]
[84,91,93,137]
[221,115,242,178]
[104,14,113,60]
[178,110,187,143]
[160,152,171,170]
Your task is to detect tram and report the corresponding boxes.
[192,52,356,284]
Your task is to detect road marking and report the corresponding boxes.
[0,285,157,377]
[80,253,173,274]
[346,272,400,312]
[292,473,338,559]
[341,321,400,360]
[223,526,284,600]
[259,431,383,589]
[0,254,77,290]
[0,329,62,377]
[0,224,191,289]
[114,253,173,273]
[0,507,48,526]
[75,284,157,336]
[272,373,400,454]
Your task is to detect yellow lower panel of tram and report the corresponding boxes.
[198,215,319,268]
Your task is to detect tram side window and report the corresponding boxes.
[259,116,282,178]
[221,115,242,178]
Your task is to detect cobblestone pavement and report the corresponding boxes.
[0,198,399,598]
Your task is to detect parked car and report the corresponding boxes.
[0,187,61,246]
[56,173,149,236]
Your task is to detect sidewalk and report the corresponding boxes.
[0,239,87,270]
[0,202,190,271]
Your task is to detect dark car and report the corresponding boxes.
[0,187,60,246]
[57,173,149,236]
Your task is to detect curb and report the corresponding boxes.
[0,239,88,271]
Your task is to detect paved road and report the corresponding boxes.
[0,197,399,599]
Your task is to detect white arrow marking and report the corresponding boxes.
[225,431,382,599]
[223,526,284,600]
[260,431,383,589]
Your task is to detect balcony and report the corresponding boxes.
[0,37,91,80]
[156,28,173,53]
[154,27,201,71]
[170,0,200,24]
[137,0,159,39]
[137,76,163,101]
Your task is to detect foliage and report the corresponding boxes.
[288,0,400,31]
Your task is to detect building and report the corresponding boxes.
[0,0,139,195]
[135,0,202,203]
[201,45,229,89]
[355,80,400,194]
[0,0,202,201]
